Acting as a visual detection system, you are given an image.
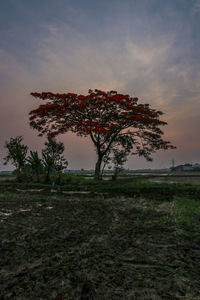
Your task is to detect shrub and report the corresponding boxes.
[132,178,152,185]
[64,174,83,185]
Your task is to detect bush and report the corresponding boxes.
[12,168,33,183]
[64,174,83,185]
[132,178,152,185]
[49,174,85,185]
[51,174,65,185]
[16,173,32,183]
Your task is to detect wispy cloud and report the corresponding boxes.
[193,0,200,13]
[0,0,200,169]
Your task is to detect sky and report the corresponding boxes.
[0,0,200,171]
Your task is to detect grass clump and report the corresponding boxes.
[132,177,152,185]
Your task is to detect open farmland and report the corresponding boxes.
[1,179,200,299]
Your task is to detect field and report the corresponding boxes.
[1,176,200,299]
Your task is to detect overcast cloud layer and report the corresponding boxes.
[0,0,200,170]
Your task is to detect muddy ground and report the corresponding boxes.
[1,190,200,299]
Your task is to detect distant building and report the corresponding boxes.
[172,163,200,172]
[193,163,200,170]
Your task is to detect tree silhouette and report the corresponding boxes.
[26,150,43,182]
[3,136,28,179]
[41,138,68,183]
[29,89,176,179]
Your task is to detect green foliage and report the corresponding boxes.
[3,136,70,184]
[1,179,200,204]
[26,151,43,182]
[132,177,152,185]
[48,174,86,186]
[42,138,68,183]
[102,141,131,180]
[173,196,200,231]
[64,174,83,184]
[11,164,33,183]
[42,152,55,173]
[16,172,32,183]
[42,138,68,171]
[12,169,18,176]
[21,164,34,182]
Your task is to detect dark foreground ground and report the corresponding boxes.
[1,181,200,299]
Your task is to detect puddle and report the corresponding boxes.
[62,191,91,194]
[15,189,107,194]
[149,180,177,184]
[0,212,12,216]
[19,208,32,212]
[0,204,53,221]
[16,189,44,192]
[54,190,108,195]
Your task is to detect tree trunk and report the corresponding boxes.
[112,166,120,181]
[112,168,117,181]
[16,167,22,182]
[46,168,50,183]
[101,162,106,177]
[94,156,103,180]
[36,170,40,183]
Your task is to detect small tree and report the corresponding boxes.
[112,149,129,181]
[3,136,28,181]
[42,138,68,183]
[101,133,133,179]
[42,152,55,183]
[26,150,43,182]
[101,153,112,178]
[54,155,68,184]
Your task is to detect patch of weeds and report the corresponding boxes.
[173,196,200,231]
[132,177,152,185]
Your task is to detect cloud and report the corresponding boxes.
[193,0,200,13]
[34,21,178,101]
[1,1,200,169]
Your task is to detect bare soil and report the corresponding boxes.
[1,190,200,299]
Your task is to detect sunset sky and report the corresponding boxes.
[1,0,200,171]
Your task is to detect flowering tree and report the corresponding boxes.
[29,89,176,180]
